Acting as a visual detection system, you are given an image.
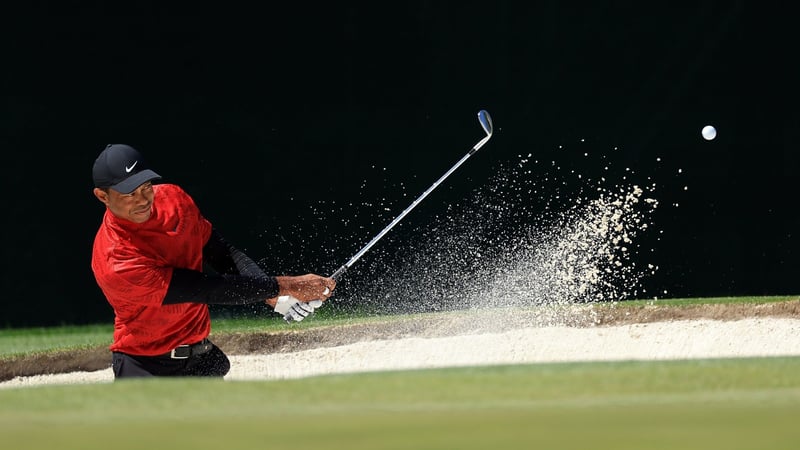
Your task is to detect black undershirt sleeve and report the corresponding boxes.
[162,229,280,305]
[202,229,268,278]
[163,269,279,305]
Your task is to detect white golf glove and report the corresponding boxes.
[274,296,323,323]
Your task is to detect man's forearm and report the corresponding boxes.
[162,268,279,305]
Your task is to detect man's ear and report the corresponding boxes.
[93,188,109,205]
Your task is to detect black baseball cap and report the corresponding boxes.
[92,144,161,194]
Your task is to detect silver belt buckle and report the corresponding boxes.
[170,344,190,359]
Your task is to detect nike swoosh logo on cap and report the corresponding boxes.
[125,161,138,173]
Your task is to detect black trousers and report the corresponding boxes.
[112,342,231,379]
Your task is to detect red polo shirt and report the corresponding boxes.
[91,184,213,356]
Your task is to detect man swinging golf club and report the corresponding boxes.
[90,144,335,379]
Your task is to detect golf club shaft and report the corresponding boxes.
[330,112,493,281]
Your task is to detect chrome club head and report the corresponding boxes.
[478,110,493,137]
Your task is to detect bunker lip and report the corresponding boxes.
[2,299,799,383]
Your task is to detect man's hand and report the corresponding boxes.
[267,274,334,323]
[275,274,335,302]
[273,296,323,323]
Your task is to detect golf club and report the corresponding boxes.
[282,110,494,322]
[331,109,494,282]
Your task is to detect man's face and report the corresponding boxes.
[93,182,155,223]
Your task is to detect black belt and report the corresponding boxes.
[163,339,213,359]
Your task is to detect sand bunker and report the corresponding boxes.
[3,316,799,389]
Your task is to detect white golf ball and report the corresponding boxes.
[702,125,717,140]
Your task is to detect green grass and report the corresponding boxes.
[0,324,113,357]
[620,295,798,307]
[1,357,799,450]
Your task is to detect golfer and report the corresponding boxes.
[90,144,335,379]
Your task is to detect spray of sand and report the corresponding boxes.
[334,153,662,327]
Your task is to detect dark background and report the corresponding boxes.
[2,2,798,326]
